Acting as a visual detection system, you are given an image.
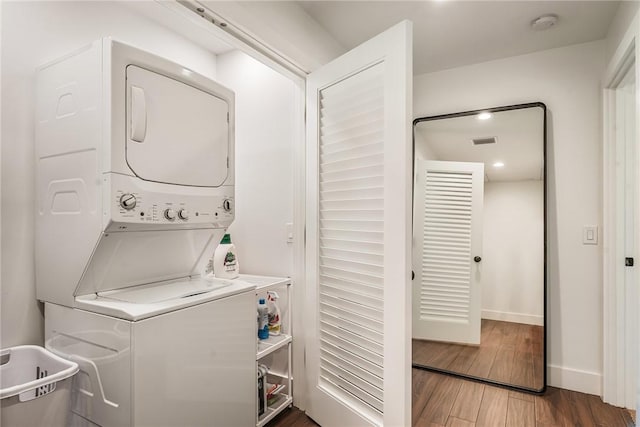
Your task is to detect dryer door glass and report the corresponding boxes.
[125,65,229,187]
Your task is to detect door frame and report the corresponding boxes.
[602,11,640,409]
[411,102,548,394]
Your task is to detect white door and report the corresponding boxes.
[305,21,412,427]
[412,160,484,345]
[126,65,230,187]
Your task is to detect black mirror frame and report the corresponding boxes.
[411,102,547,395]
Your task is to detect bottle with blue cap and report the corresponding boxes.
[257,298,269,340]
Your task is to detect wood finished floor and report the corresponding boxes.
[413,319,544,390]
[267,369,635,427]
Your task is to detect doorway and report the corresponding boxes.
[603,34,638,413]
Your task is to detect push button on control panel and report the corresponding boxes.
[178,209,189,220]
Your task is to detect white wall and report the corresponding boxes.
[414,40,605,394]
[482,180,544,325]
[1,1,221,348]
[215,50,296,277]
[605,1,640,66]
[414,131,439,162]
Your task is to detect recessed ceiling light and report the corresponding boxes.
[493,162,505,168]
[477,112,492,120]
[531,14,558,31]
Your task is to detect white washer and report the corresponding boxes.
[46,277,256,427]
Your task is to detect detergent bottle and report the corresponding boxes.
[213,233,239,279]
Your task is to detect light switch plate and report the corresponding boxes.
[583,225,598,245]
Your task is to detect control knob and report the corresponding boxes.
[120,193,137,210]
[178,209,189,220]
[164,208,176,221]
[222,199,233,212]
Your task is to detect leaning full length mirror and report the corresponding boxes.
[412,103,546,392]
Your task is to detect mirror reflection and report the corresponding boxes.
[412,104,545,391]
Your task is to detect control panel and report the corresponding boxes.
[107,174,234,230]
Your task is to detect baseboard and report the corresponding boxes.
[481,309,544,326]
[548,364,602,396]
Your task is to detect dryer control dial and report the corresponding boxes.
[178,209,189,220]
[164,208,176,221]
[222,199,232,212]
[120,194,137,210]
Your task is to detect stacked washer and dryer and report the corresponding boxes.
[35,39,256,426]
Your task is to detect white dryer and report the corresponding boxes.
[35,39,255,426]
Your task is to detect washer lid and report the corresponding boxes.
[74,229,221,297]
[97,277,234,303]
[75,277,255,321]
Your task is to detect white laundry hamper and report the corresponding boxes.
[1,345,79,427]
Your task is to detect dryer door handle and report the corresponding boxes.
[130,86,147,142]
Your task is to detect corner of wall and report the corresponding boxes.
[548,364,602,396]
[604,1,640,66]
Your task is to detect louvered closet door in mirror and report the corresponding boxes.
[305,21,412,427]
[412,160,484,345]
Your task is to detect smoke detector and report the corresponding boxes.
[531,14,558,31]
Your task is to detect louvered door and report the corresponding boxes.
[412,160,484,345]
[305,21,412,427]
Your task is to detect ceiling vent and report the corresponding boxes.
[472,137,497,146]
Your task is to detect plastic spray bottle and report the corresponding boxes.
[266,291,282,336]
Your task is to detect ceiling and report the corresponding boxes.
[414,106,544,182]
[297,1,620,74]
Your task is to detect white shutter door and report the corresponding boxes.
[412,160,484,345]
[319,63,385,415]
[306,21,412,427]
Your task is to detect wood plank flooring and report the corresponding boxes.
[268,370,634,427]
[413,319,544,390]
[267,406,319,427]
